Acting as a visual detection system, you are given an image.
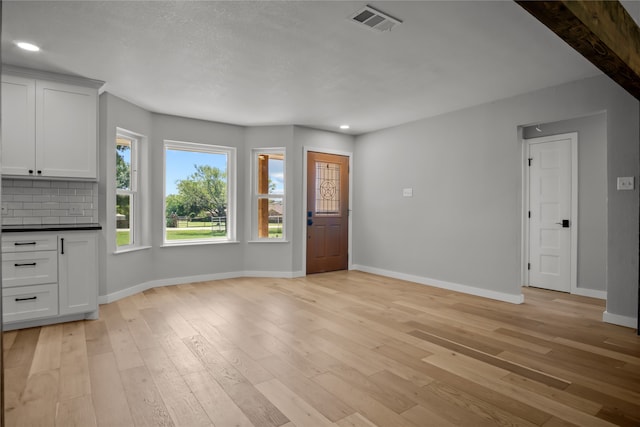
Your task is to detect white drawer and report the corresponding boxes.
[2,251,58,287]
[3,284,58,323]
[2,235,58,253]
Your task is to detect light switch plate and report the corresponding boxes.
[617,176,635,190]
[69,205,84,216]
[402,188,413,197]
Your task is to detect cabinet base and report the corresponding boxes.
[3,308,100,331]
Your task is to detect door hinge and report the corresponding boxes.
[527,263,531,270]
[528,158,532,166]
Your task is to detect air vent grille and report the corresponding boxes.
[350,5,402,32]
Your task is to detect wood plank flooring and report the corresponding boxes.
[3,271,640,426]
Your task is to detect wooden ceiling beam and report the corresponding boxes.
[515,0,640,100]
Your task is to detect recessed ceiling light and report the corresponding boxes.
[340,125,350,130]
[16,41,40,52]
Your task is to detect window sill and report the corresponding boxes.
[248,240,289,244]
[113,245,152,255]
[161,240,240,248]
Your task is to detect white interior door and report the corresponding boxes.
[528,135,575,292]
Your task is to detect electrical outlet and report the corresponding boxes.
[617,176,635,191]
[402,188,413,197]
[69,206,83,216]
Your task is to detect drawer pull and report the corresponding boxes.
[14,242,37,246]
[15,296,37,302]
[14,262,37,267]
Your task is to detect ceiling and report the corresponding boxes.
[2,1,604,135]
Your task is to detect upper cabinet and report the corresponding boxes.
[1,68,103,180]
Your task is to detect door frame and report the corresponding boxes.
[522,132,578,293]
[302,146,353,275]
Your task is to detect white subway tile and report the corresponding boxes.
[68,196,84,203]
[59,217,77,224]
[23,217,43,225]
[13,180,33,188]
[52,181,69,189]
[33,180,51,188]
[50,209,69,216]
[42,217,61,224]
[13,210,33,217]
[2,217,23,225]
[32,195,51,202]
[32,210,52,217]
[22,202,42,210]
[13,195,33,202]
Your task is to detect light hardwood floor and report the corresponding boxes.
[3,271,640,426]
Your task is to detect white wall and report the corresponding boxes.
[522,113,607,294]
[353,75,638,323]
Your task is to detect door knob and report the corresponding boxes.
[555,219,570,228]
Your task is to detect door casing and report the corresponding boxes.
[302,147,353,275]
[522,132,578,293]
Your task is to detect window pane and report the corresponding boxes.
[315,161,340,215]
[165,148,228,241]
[116,194,132,246]
[116,139,132,190]
[257,153,284,195]
[257,197,284,239]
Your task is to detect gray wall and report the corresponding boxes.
[98,93,354,298]
[98,93,153,297]
[353,75,638,321]
[522,113,607,292]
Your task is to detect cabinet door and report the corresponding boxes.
[36,80,97,179]
[1,75,36,176]
[58,233,98,316]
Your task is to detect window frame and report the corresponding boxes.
[251,147,286,241]
[163,140,237,246]
[115,128,140,252]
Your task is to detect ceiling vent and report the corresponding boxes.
[350,5,402,32]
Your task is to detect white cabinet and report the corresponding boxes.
[1,70,100,179]
[1,75,36,176]
[58,233,98,316]
[2,232,98,326]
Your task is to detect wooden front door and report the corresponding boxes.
[306,151,349,274]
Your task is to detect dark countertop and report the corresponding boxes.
[2,223,102,232]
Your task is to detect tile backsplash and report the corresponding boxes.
[1,179,98,226]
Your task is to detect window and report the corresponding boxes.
[164,140,236,244]
[116,130,139,249]
[253,149,285,240]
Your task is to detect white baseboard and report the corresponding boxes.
[602,311,638,329]
[351,264,524,304]
[573,287,607,300]
[98,270,304,304]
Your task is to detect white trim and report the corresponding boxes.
[162,140,237,245]
[522,132,579,295]
[572,287,607,300]
[602,311,638,329]
[98,270,305,304]
[251,147,286,241]
[352,264,525,304]
[113,245,152,255]
[302,147,354,275]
